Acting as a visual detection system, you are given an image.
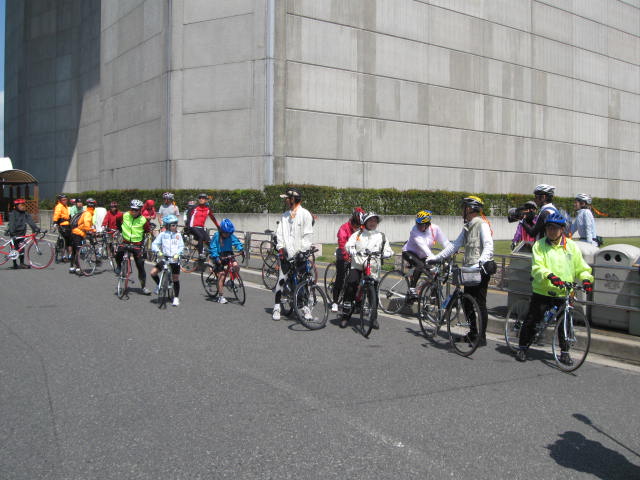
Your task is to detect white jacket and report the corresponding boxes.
[345,228,394,277]
[151,230,185,260]
[276,206,314,259]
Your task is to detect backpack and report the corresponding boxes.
[70,211,84,229]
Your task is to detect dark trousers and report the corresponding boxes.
[191,227,210,255]
[70,233,84,268]
[332,251,350,304]
[463,272,490,339]
[343,269,363,304]
[519,293,567,350]
[402,251,427,288]
[12,231,27,265]
[116,245,147,287]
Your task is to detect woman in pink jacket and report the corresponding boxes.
[331,207,365,312]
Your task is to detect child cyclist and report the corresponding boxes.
[209,218,244,303]
[209,219,245,304]
[150,214,184,307]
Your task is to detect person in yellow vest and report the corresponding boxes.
[52,194,72,262]
[70,198,97,274]
[115,199,152,295]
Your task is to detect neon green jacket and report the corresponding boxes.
[531,236,594,297]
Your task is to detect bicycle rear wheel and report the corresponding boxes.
[505,300,529,353]
[294,282,328,330]
[77,245,97,275]
[417,282,441,339]
[446,293,482,357]
[28,240,55,269]
[261,259,279,290]
[180,241,199,273]
[323,261,337,299]
[359,283,378,338]
[226,273,246,305]
[552,309,590,372]
[259,240,276,261]
[378,269,408,314]
[200,263,219,298]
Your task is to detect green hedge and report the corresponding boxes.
[40,185,640,218]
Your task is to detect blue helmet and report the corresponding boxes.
[219,218,235,233]
[545,212,566,226]
[163,214,178,225]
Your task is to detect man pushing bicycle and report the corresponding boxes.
[114,199,152,295]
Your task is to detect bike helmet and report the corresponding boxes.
[575,193,592,205]
[545,212,566,226]
[162,192,174,200]
[415,210,433,224]
[109,201,118,208]
[279,187,302,200]
[56,194,67,200]
[351,207,365,224]
[130,199,144,210]
[14,198,26,205]
[163,214,179,225]
[362,212,381,225]
[85,198,97,207]
[219,218,235,233]
[197,193,209,199]
[461,196,484,211]
[534,184,556,197]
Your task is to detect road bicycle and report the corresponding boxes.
[143,222,157,261]
[415,260,483,357]
[342,251,383,338]
[179,230,200,273]
[53,226,70,263]
[378,261,434,315]
[201,253,246,305]
[278,247,328,330]
[323,258,351,305]
[0,231,54,269]
[262,247,318,291]
[116,244,141,299]
[156,258,179,308]
[259,223,279,261]
[76,234,100,276]
[98,229,120,271]
[504,282,591,372]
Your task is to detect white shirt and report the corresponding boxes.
[345,229,394,276]
[276,205,314,259]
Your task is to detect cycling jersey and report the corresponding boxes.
[158,203,179,219]
[151,230,184,258]
[402,223,451,258]
[189,205,219,229]
[53,203,70,226]
[102,211,123,230]
[71,208,96,238]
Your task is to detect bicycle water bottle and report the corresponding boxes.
[544,306,558,323]
[442,293,453,309]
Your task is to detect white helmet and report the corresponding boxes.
[130,199,144,209]
[575,193,592,204]
[362,212,381,225]
[534,184,555,196]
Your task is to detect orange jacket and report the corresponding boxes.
[72,208,96,237]
[53,203,70,226]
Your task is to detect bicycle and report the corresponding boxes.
[323,259,351,305]
[378,261,435,315]
[116,244,140,299]
[156,258,179,308]
[342,251,382,338]
[259,223,279,261]
[179,229,200,273]
[201,253,246,305]
[415,260,483,357]
[504,282,591,372]
[0,231,54,269]
[76,234,100,276]
[143,222,157,261]
[278,247,328,330]
[98,229,120,271]
[262,244,318,290]
[53,226,70,263]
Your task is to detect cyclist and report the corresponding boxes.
[402,210,452,297]
[332,207,366,312]
[92,202,107,233]
[520,184,561,241]
[52,194,72,262]
[102,201,123,231]
[272,188,314,321]
[114,199,152,295]
[516,213,594,364]
[183,200,196,232]
[342,212,394,329]
[70,198,97,274]
[208,218,244,304]
[571,193,598,247]
[69,198,85,218]
[427,196,494,347]
[187,193,220,258]
[5,198,39,269]
[157,192,180,229]
[150,214,184,307]
[141,199,157,222]
[511,201,537,249]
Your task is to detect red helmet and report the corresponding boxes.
[14,198,26,205]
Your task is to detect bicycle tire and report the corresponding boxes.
[552,308,591,373]
[77,245,97,275]
[259,240,276,261]
[28,240,55,269]
[505,300,529,353]
[180,242,200,273]
[262,251,278,269]
[0,252,9,265]
[227,273,246,305]
[55,236,67,263]
[261,261,279,290]
[294,281,328,330]
[378,269,409,314]
[417,282,441,339]
[200,263,219,297]
[280,280,294,317]
[359,283,378,338]
[446,293,482,357]
[158,269,170,308]
[323,262,337,299]
[117,257,130,299]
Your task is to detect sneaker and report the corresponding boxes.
[75,268,82,274]
[141,287,152,295]
[69,267,76,273]
[153,286,160,295]
[217,296,228,304]
[331,303,339,313]
[560,352,574,366]
[516,348,527,362]
[172,297,180,307]
[302,306,313,320]
[19,264,31,269]
[272,304,281,321]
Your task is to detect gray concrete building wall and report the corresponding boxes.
[281,0,640,199]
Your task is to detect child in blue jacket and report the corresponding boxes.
[209,218,244,304]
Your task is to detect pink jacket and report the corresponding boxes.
[337,221,358,260]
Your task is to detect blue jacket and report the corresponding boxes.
[209,232,244,259]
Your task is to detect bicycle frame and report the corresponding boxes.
[0,232,38,256]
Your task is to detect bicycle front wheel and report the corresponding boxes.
[446,293,482,357]
[117,258,130,299]
[28,240,55,269]
[158,270,170,308]
[378,269,408,314]
[505,300,529,353]
[200,263,219,298]
[418,282,441,339]
[226,273,246,305]
[180,242,199,273]
[77,245,97,275]
[552,309,591,372]
[294,281,328,330]
[261,259,279,290]
[359,283,378,338]
[259,240,276,261]
[323,262,337,300]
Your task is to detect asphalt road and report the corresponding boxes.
[1,260,639,480]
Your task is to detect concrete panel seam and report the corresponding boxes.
[101,118,164,138]
[102,31,163,70]
[182,12,254,27]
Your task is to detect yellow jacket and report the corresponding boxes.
[53,203,70,226]
[72,208,96,237]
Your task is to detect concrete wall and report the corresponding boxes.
[281,0,640,199]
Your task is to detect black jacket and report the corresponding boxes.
[6,210,38,236]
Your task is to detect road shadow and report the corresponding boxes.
[547,431,640,479]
